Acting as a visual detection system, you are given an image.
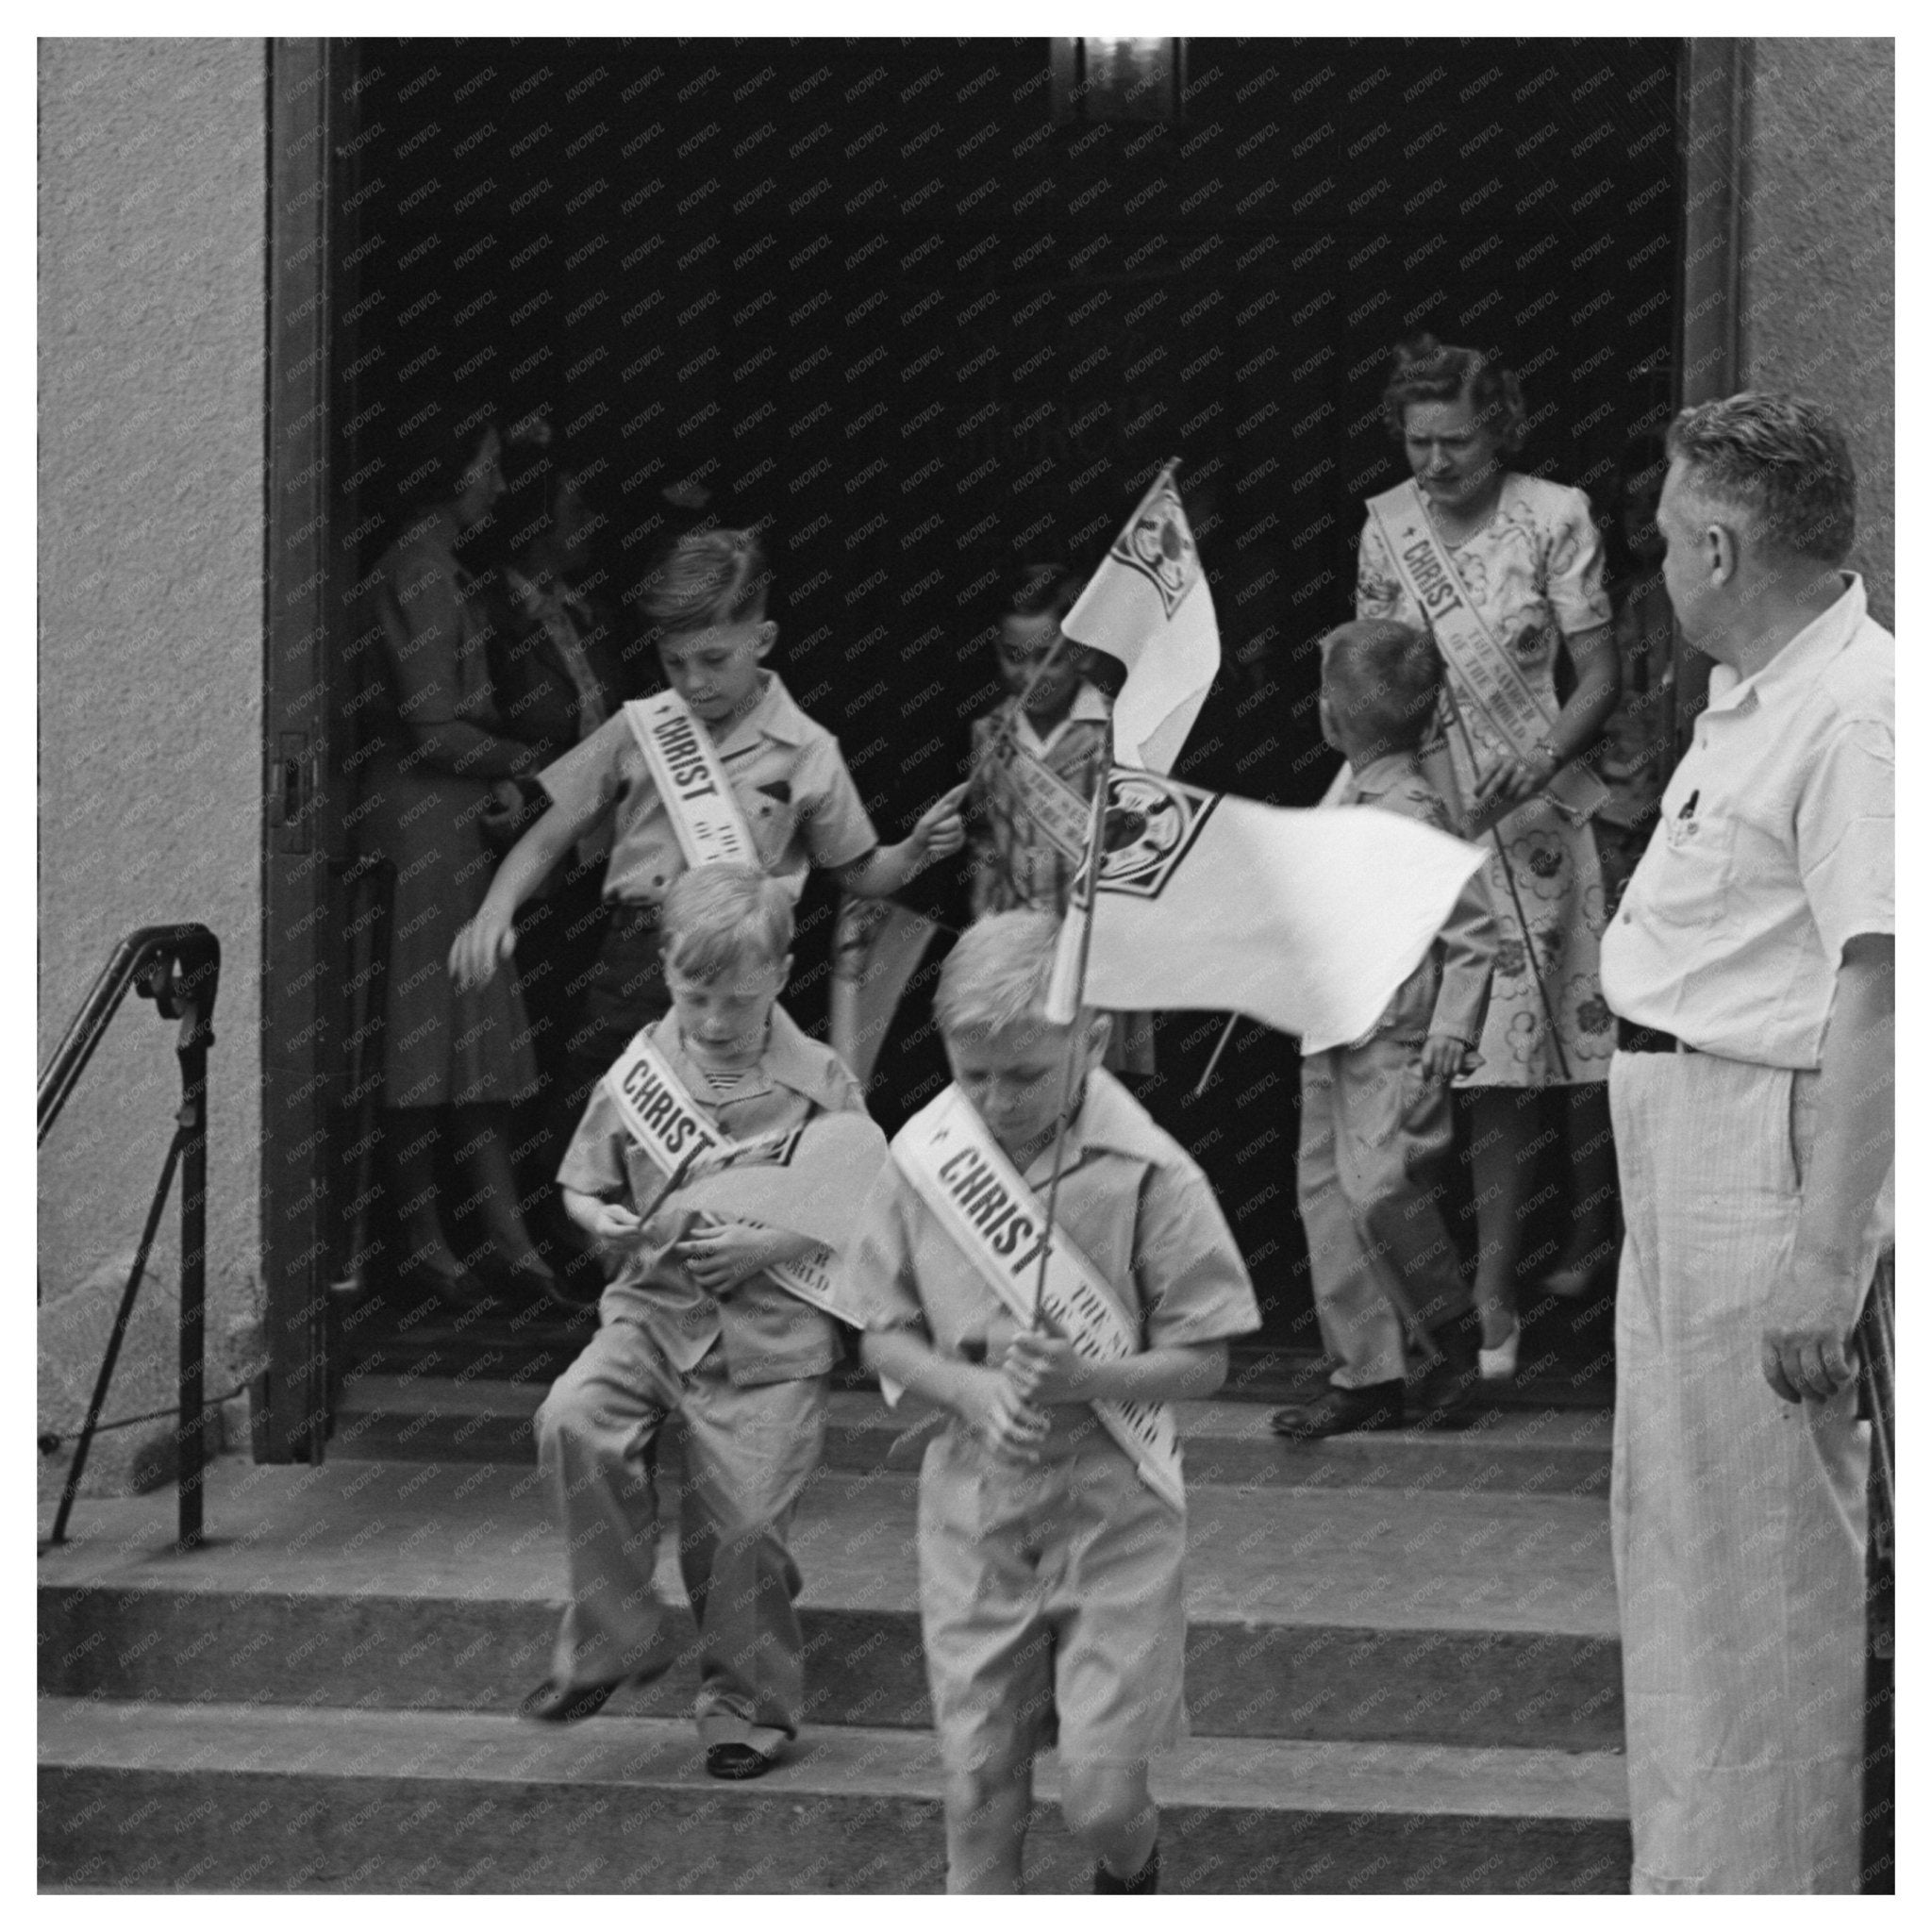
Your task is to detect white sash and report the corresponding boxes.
[602,1031,872,1328]
[622,691,758,869]
[892,1087,1186,1514]
[988,732,1092,862]
[1367,482,1607,821]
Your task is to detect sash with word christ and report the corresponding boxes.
[603,1030,885,1329]
[986,731,1093,863]
[891,1086,1186,1514]
[1367,481,1607,822]
[622,691,758,870]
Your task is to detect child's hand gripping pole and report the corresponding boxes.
[1031,724,1111,1330]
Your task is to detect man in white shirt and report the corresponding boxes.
[1601,393,1893,1893]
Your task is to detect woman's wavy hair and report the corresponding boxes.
[1381,336,1526,453]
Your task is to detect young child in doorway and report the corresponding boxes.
[521,863,873,1780]
[965,561,1153,1074]
[845,910,1259,1891]
[1268,619,1498,1440]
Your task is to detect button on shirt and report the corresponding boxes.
[1600,576,1893,1068]
[539,671,880,907]
[560,1004,870,1386]
[844,1071,1261,1454]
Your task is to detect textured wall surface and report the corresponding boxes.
[39,40,267,1489]
[1739,38,1894,626]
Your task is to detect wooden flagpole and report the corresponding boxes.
[1029,722,1113,1331]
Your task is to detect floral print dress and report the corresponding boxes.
[1357,474,1615,1087]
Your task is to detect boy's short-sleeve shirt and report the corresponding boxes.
[967,683,1111,918]
[846,1071,1259,1409]
[540,671,880,908]
[561,1002,869,1385]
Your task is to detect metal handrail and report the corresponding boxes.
[38,924,221,1550]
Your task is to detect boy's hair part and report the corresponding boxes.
[659,862,793,981]
[644,527,772,635]
[936,910,1092,1038]
[1321,620,1442,755]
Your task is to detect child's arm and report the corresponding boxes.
[449,793,604,991]
[1422,868,1498,1078]
[1002,1335,1230,1409]
[833,783,970,899]
[863,1326,1049,1464]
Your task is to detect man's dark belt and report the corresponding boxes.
[1616,1019,1694,1055]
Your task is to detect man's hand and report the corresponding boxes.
[450,903,516,992]
[1002,1330,1096,1407]
[677,1217,811,1297]
[1760,1252,1862,1404]
[954,1362,1049,1463]
[1418,1031,1467,1081]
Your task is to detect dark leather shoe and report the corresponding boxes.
[1094,1844,1159,1893]
[1411,1313,1484,1429]
[520,1648,675,1723]
[1269,1381,1406,1440]
[706,1742,779,1780]
[520,1674,628,1723]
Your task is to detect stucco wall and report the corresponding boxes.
[39,40,267,1490]
[1739,38,1894,625]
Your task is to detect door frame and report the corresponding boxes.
[259,36,342,1460]
[254,35,1743,1452]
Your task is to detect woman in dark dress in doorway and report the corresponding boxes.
[475,428,625,1290]
[357,409,553,1305]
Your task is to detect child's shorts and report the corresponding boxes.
[916,1422,1187,1773]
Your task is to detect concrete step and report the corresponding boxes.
[333,1377,1614,1497]
[40,1455,1621,1751]
[39,1698,1629,1892]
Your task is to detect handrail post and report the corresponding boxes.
[175,991,212,1551]
[40,924,221,1551]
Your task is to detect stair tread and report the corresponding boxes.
[38,1696,1627,1820]
[340,1376,1615,1452]
[41,1453,1615,1637]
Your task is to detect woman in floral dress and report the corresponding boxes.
[1356,338,1623,1377]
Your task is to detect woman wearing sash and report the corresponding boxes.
[358,410,554,1306]
[1356,338,1622,1376]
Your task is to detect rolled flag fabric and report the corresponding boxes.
[1064,465,1219,774]
[1046,768,1486,1053]
[829,893,942,1085]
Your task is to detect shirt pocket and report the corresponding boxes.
[1639,810,1739,930]
[743,789,802,866]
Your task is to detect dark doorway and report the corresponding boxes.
[270,37,1686,1431]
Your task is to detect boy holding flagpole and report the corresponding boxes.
[845,911,1260,1892]
[966,559,1154,1074]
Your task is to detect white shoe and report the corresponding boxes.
[1477,1322,1520,1383]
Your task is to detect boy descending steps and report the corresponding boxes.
[522,864,884,1782]
[844,911,1260,1891]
